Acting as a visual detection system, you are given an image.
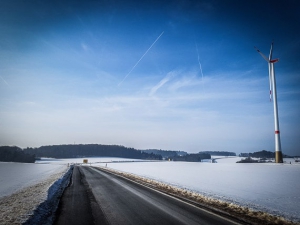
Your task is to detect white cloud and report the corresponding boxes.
[0,64,298,155]
[149,71,177,96]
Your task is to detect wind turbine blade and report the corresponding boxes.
[269,68,272,102]
[268,62,273,102]
[269,42,274,61]
[254,46,269,62]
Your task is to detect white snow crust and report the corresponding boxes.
[0,157,140,224]
[0,162,66,198]
[35,157,144,165]
[0,164,71,225]
[1,157,299,223]
[95,157,300,222]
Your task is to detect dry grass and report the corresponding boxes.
[98,166,299,225]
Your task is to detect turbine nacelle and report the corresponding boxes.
[270,59,279,63]
[254,44,279,64]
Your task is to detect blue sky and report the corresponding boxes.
[0,0,299,155]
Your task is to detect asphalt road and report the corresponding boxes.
[54,166,108,225]
[55,166,241,225]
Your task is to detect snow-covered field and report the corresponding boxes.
[1,157,299,223]
[94,157,300,222]
[35,157,144,165]
[0,157,141,199]
[0,162,70,224]
[0,162,67,198]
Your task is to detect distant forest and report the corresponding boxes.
[1,144,244,163]
[141,149,213,161]
[199,151,236,156]
[24,144,162,160]
[239,150,291,158]
[170,153,211,162]
[0,146,36,163]
[142,149,188,158]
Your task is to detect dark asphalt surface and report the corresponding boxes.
[54,166,108,225]
[55,166,241,225]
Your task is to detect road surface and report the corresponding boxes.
[55,166,242,225]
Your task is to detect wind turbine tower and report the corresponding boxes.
[255,42,283,163]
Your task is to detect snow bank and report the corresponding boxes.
[0,166,73,225]
[96,159,300,223]
[3,157,297,224]
[23,166,73,225]
[0,162,67,198]
[98,166,299,225]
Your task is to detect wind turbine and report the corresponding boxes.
[255,42,283,163]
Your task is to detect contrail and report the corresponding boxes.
[149,72,174,96]
[118,31,164,86]
[0,76,9,86]
[195,42,204,81]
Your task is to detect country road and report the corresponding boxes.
[55,166,242,225]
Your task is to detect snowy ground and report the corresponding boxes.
[0,157,140,199]
[0,162,67,198]
[0,162,70,224]
[94,157,300,222]
[35,157,144,165]
[1,157,299,223]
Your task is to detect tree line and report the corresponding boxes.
[239,150,291,158]
[1,144,220,163]
[200,151,236,156]
[24,144,162,160]
[141,149,212,162]
[169,153,211,162]
[0,146,36,163]
[142,149,188,158]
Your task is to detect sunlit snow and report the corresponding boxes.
[1,157,299,222]
[95,157,300,222]
[0,162,66,198]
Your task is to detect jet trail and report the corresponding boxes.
[118,31,164,86]
[0,76,9,86]
[195,42,204,81]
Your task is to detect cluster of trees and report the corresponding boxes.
[170,153,211,162]
[200,151,236,156]
[239,153,249,157]
[236,157,260,163]
[24,144,162,160]
[142,150,211,162]
[0,146,36,163]
[239,150,291,158]
[142,149,188,158]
